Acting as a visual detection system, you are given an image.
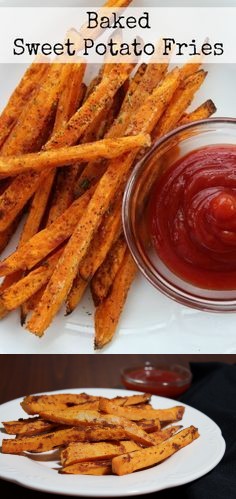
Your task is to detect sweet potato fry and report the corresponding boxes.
[61,461,112,475]
[21,393,98,415]
[0,250,62,311]
[95,250,137,349]
[112,426,199,475]
[1,426,124,454]
[26,69,180,337]
[46,64,133,150]
[1,63,65,157]
[0,61,48,149]
[2,417,58,436]
[91,235,127,305]
[112,393,152,407]
[99,399,184,422]
[153,70,207,139]
[0,134,150,178]
[38,410,156,447]
[61,440,141,466]
[178,99,217,125]
[0,186,95,276]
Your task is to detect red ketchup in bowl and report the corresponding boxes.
[149,145,236,289]
[121,364,192,398]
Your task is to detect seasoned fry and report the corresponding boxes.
[21,393,98,415]
[112,393,151,406]
[91,235,127,305]
[95,250,137,349]
[1,426,126,454]
[38,410,156,447]
[0,186,95,276]
[46,64,134,150]
[112,426,199,475]
[99,398,184,422]
[178,99,217,125]
[2,417,58,437]
[61,440,141,465]
[26,69,180,337]
[0,134,150,178]
[1,63,65,157]
[61,461,112,475]
[153,70,207,139]
[0,61,48,149]
[0,250,62,311]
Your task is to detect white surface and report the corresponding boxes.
[0,388,226,497]
[0,59,236,354]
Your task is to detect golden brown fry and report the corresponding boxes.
[95,250,137,349]
[1,426,123,454]
[178,99,217,125]
[61,440,141,466]
[0,134,150,177]
[38,410,156,447]
[61,461,112,475]
[46,64,133,150]
[112,393,152,407]
[0,186,95,276]
[26,69,180,337]
[91,235,127,305]
[153,70,207,139]
[21,393,98,415]
[99,398,184,422]
[0,61,48,149]
[2,417,57,436]
[1,63,65,156]
[1,250,62,311]
[112,426,199,475]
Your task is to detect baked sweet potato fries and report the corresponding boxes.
[0,0,217,348]
[1,391,199,476]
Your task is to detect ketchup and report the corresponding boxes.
[149,145,236,289]
[122,366,191,398]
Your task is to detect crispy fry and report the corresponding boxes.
[26,69,180,337]
[112,426,199,475]
[0,134,150,178]
[95,250,137,349]
[61,440,141,465]
[153,70,207,139]
[1,426,125,454]
[91,235,127,305]
[1,250,62,311]
[2,417,57,436]
[0,61,48,150]
[61,461,112,475]
[112,393,152,406]
[20,286,46,324]
[38,410,156,447]
[21,393,98,415]
[1,63,65,157]
[178,99,217,125]
[65,277,88,315]
[99,398,184,422]
[0,186,95,276]
[46,64,133,150]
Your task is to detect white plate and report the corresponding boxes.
[0,388,226,496]
[0,62,236,354]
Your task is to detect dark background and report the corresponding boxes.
[0,354,235,403]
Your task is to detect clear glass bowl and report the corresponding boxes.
[123,118,236,312]
[121,362,192,398]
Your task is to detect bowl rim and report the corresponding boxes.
[122,117,236,312]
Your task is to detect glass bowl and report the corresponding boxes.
[123,118,236,312]
[121,362,192,398]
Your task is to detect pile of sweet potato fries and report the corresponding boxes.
[0,0,217,348]
[2,392,199,475]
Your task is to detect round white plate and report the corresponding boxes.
[0,388,226,496]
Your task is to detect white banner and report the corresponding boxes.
[0,7,235,63]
